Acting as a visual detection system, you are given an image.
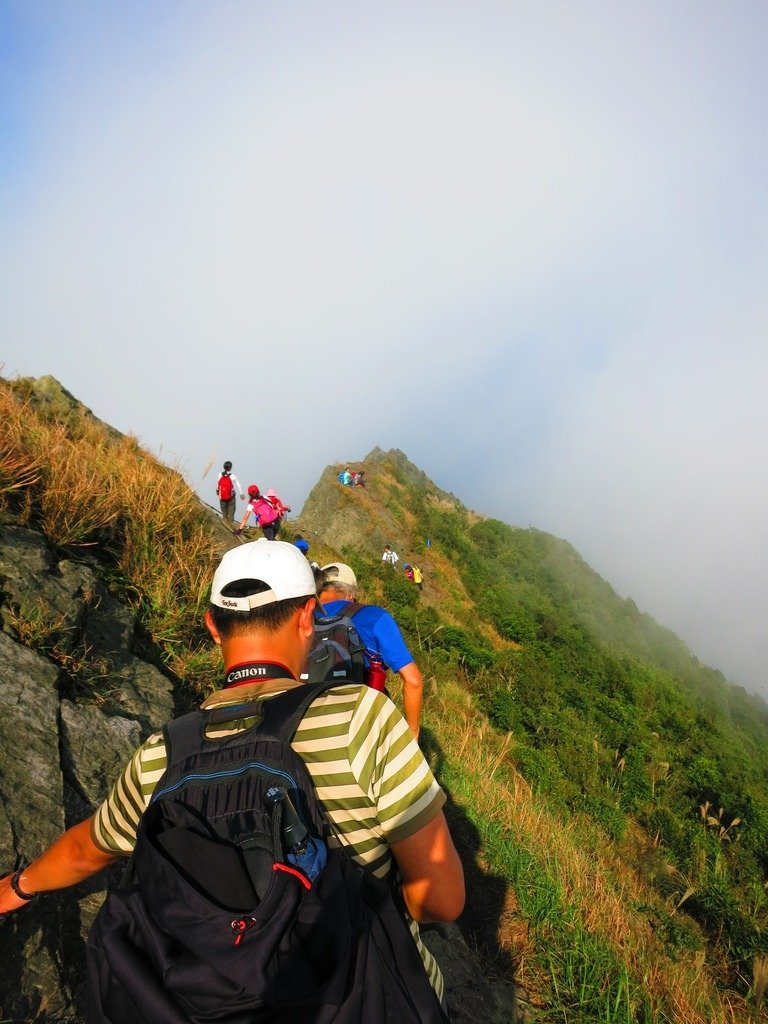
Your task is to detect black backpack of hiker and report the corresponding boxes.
[302,602,369,685]
[85,682,447,1024]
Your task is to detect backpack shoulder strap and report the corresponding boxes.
[256,680,351,743]
[163,710,207,768]
[339,601,366,619]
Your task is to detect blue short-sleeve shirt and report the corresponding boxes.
[321,600,414,674]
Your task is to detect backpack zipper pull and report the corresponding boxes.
[231,916,258,946]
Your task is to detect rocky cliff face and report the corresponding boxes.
[0,523,175,1021]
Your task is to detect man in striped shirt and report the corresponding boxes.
[0,539,465,1007]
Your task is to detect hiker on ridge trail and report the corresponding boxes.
[236,484,282,541]
[338,466,352,485]
[413,564,424,590]
[265,488,291,536]
[352,470,366,487]
[318,562,425,741]
[0,540,464,1021]
[382,544,399,567]
[216,461,245,523]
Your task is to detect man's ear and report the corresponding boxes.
[205,609,222,646]
[298,597,317,639]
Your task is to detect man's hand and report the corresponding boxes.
[0,819,118,916]
[0,873,33,915]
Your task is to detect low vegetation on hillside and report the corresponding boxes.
[305,451,768,1022]
[3,375,768,1022]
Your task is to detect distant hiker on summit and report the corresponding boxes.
[216,461,244,523]
[382,544,399,567]
[236,485,282,540]
[316,562,425,740]
[0,540,463,1023]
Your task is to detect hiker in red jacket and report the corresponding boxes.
[216,461,244,523]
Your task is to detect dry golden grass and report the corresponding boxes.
[0,377,219,690]
[0,388,47,505]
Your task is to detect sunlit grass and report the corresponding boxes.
[0,376,219,694]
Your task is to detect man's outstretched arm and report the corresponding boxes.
[0,817,118,915]
[390,810,465,924]
[398,661,424,741]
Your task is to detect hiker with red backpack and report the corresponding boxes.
[236,484,282,540]
[0,540,464,1023]
[216,461,245,523]
[315,562,425,740]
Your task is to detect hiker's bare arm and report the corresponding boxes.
[390,811,465,924]
[398,661,423,741]
[0,817,118,915]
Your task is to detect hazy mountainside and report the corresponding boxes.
[299,448,768,1020]
[3,376,768,1023]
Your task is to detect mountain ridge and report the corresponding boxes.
[3,374,768,1022]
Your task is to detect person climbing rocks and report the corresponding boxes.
[318,562,425,741]
[236,485,282,541]
[216,461,245,523]
[382,544,399,567]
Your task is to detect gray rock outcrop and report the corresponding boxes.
[0,523,175,1022]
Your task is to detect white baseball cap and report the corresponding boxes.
[320,562,358,588]
[211,539,318,611]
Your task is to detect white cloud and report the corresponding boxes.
[2,0,767,692]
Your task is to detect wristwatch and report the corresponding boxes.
[10,868,38,901]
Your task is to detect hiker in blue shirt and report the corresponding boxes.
[318,562,423,740]
[294,536,310,556]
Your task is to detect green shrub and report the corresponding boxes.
[578,794,627,842]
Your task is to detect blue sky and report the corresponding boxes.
[2,1,767,695]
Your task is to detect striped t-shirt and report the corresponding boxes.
[91,680,447,999]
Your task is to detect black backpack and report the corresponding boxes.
[303,602,369,685]
[86,682,448,1024]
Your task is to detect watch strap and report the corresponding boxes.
[10,868,38,901]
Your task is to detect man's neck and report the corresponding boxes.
[320,590,354,604]
[220,638,300,678]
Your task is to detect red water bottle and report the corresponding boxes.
[367,655,387,691]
